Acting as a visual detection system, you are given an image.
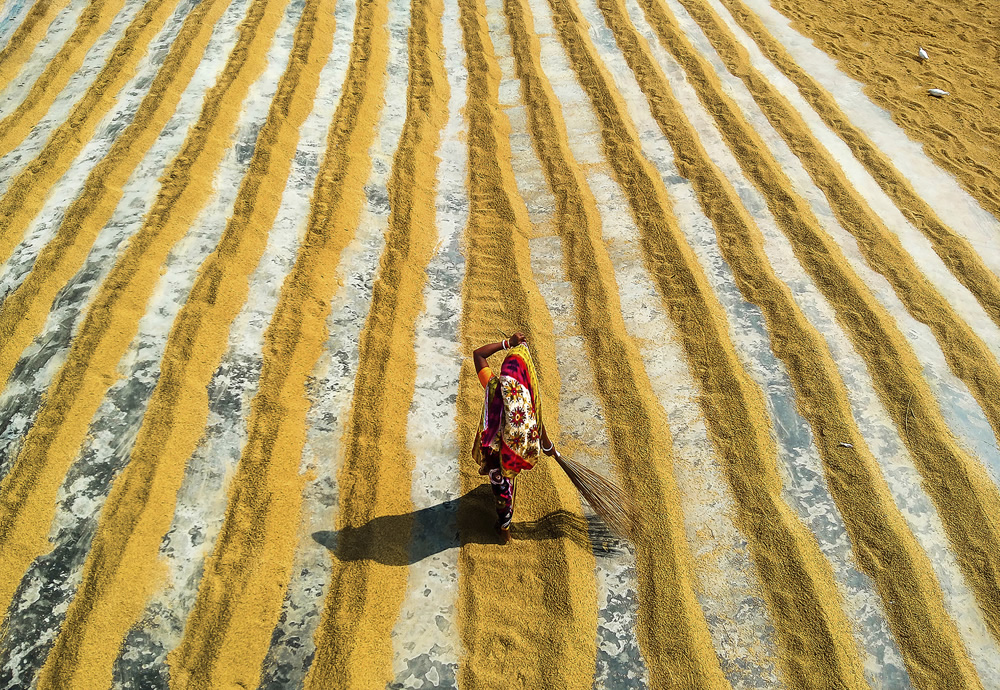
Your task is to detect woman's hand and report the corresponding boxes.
[540,425,557,457]
[509,331,527,348]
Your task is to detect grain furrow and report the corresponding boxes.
[303,0,449,682]
[589,0,994,682]
[636,0,1000,460]
[0,0,287,635]
[597,0,1000,651]
[503,0,727,684]
[758,0,1000,223]
[0,0,73,92]
[0,0,181,266]
[163,0,391,684]
[0,0,213,483]
[125,4,355,684]
[455,0,597,685]
[545,0,873,684]
[0,0,126,158]
[28,0,334,686]
[0,0,232,393]
[692,0,1000,332]
[385,0,467,679]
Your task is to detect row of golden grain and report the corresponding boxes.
[0,0,998,684]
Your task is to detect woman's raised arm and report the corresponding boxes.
[473,332,526,372]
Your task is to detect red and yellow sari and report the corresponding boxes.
[473,344,545,529]
[474,343,544,477]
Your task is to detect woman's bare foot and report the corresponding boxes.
[495,520,511,545]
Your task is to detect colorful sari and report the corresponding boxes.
[473,344,544,529]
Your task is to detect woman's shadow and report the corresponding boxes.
[312,484,625,565]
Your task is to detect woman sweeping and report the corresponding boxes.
[472,332,559,545]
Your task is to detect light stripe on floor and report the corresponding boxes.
[111,1,356,683]
[729,0,1000,262]
[634,0,1000,486]
[492,2,657,683]
[0,0,253,485]
[387,0,468,682]
[0,1,306,685]
[258,0,411,682]
[630,0,1000,673]
[0,0,85,110]
[0,0,251,483]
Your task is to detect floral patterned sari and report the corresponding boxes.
[474,343,544,479]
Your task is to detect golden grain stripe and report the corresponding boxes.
[0,0,126,158]
[162,0,389,684]
[544,0,870,684]
[647,0,1000,454]
[603,0,986,684]
[503,0,728,684]
[763,0,1000,223]
[0,0,234,393]
[703,0,1000,331]
[454,0,597,685]
[0,0,73,92]
[604,0,1000,647]
[0,0,181,266]
[0,0,286,632]
[29,2,334,687]
[302,0,449,684]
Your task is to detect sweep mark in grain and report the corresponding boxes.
[0,0,127,158]
[613,0,985,683]
[0,0,232,392]
[455,0,597,685]
[503,0,727,684]
[0,0,74,92]
[614,0,1000,647]
[761,0,1000,223]
[0,0,287,640]
[0,0,180,265]
[167,0,392,685]
[646,0,1000,467]
[547,0,868,683]
[31,0,336,686]
[709,0,1000,331]
[304,0,449,683]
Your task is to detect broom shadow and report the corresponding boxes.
[312,483,626,566]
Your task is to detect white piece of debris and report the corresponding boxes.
[918,46,929,61]
[928,88,950,97]
[838,442,854,448]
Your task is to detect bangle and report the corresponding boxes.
[541,441,553,453]
[502,339,509,350]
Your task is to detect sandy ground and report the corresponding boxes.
[0,0,998,686]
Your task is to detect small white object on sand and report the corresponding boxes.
[918,46,929,61]
[928,88,950,97]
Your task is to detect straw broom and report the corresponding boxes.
[553,451,633,541]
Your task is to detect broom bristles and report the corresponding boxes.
[554,453,633,540]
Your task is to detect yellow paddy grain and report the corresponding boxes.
[455,0,597,684]
[167,0,392,684]
[0,0,288,654]
[0,0,180,265]
[0,0,128,157]
[0,0,75,92]
[31,0,336,686]
[503,0,728,684]
[766,0,1000,223]
[549,0,870,682]
[304,0,449,683]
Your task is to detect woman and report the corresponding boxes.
[472,332,559,544]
